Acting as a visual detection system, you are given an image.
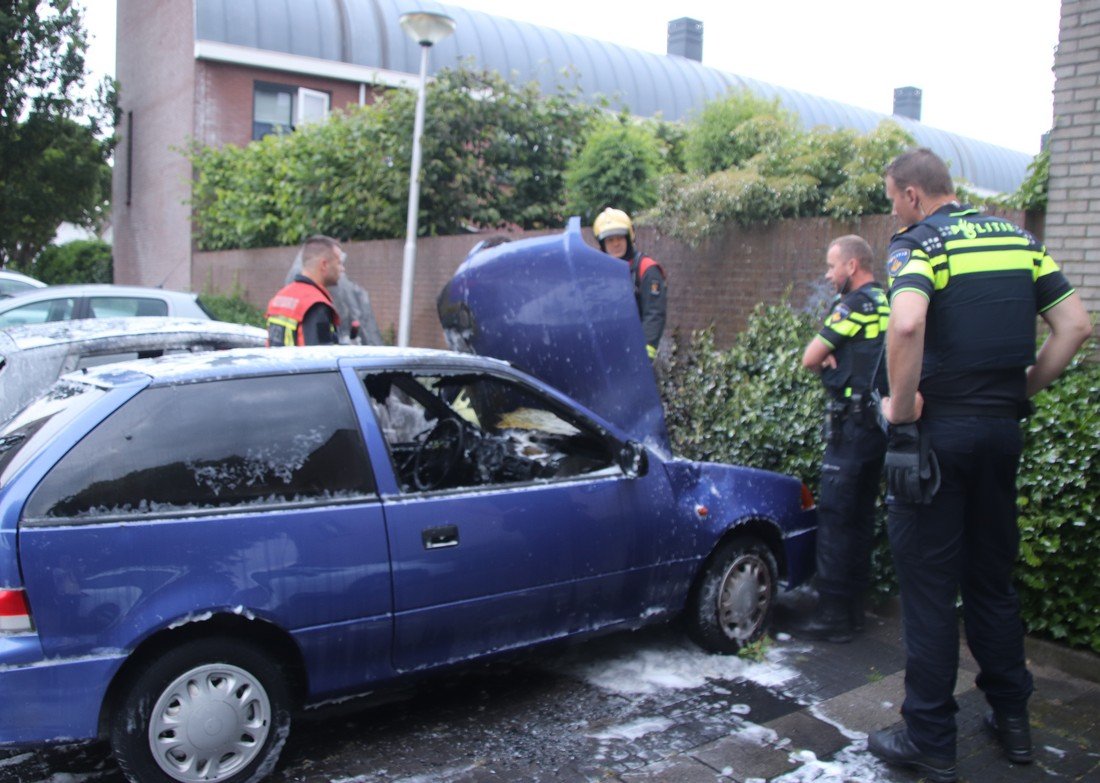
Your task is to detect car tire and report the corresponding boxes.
[686,535,777,654]
[109,637,292,783]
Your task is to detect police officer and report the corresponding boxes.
[794,234,889,643]
[867,148,1090,783]
[593,208,667,360]
[266,235,344,346]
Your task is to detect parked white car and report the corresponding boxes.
[0,269,47,299]
[0,284,213,328]
[0,317,267,423]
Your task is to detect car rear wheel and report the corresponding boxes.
[110,637,291,783]
[686,535,777,654]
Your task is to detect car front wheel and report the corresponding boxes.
[110,637,292,783]
[686,535,777,654]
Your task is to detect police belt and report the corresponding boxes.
[826,393,874,416]
[921,400,1026,420]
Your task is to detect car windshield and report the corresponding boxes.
[0,380,107,488]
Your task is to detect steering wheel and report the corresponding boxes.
[412,417,466,490]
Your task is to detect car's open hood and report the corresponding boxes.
[438,218,669,451]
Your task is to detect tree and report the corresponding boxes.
[0,1,116,268]
[23,238,112,284]
[564,116,669,223]
[683,90,798,175]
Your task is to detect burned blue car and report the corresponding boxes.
[0,219,816,783]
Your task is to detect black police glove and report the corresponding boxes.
[884,423,941,505]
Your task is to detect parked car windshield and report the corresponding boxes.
[0,381,107,488]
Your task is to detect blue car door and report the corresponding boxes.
[356,367,669,672]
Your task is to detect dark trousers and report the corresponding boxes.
[816,414,887,598]
[888,415,1033,758]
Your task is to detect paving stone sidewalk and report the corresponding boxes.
[620,598,1100,782]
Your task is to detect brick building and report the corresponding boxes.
[1046,0,1100,325]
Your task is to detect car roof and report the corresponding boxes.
[2,317,264,351]
[0,284,199,307]
[0,270,46,286]
[72,345,518,389]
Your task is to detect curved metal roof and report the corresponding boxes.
[195,0,1031,193]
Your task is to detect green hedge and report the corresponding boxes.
[661,302,1099,652]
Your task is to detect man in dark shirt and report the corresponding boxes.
[867,148,1090,783]
[266,235,344,346]
[794,234,889,643]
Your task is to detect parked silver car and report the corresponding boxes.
[0,317,267,422]
[0,269,46,299]
[0,284,213,328]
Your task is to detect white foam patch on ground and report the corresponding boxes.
[566,636,798,695]
[774,744,892,782]
[808,703,867,741]
[0,753,34,769]
[733,722,781,747]
[1044,744,1067,757]
[588,716,675,741]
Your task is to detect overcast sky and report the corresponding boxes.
[81,0,1062,155]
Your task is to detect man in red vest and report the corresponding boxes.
[266,235,344,346]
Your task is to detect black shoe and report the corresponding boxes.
[850,593,865,633]
[790,593,854,643]
[868,725,957,783]
[984,710,1032,764]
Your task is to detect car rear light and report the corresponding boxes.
[0,588,34,634]
[800,483,816,511]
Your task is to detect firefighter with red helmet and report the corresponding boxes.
[593,208,667,360]
[266,235,344,346]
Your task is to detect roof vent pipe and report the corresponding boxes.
[667,17,703,62]
[893,86,922,121]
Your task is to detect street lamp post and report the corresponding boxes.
[397,12,456,347]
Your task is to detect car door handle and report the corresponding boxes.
[422,525,459,550]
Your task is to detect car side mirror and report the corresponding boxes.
[618,440,648,479]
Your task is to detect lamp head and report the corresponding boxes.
[400,12,456,46]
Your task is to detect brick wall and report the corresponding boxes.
[1046,0,1100,324]
[196,215,1031,350]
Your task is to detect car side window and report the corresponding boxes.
[24,373,375,521]
[362,370,616,494]
[0,298,76,328]
[88,297,168,318]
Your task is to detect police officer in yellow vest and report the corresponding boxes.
[867,148,1090,783]
[794,235,889,643]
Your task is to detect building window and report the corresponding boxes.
[253,82,331,140]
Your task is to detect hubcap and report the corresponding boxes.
[148,663,271,782]
[716,553,772,642]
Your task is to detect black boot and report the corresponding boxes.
[849,592,865,633]
[868,725,957,783]
[791,593,854,643]
[984,710,1032,764]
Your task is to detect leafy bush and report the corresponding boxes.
[199,291,265,327]
[652,101,914,244]
[564,116,669,223]
[17,238,113,284]
[663,305,1100,652]
[189,66,597,250]
[683,91,798,175]
[1006,147,1049,211]
[1016,351,1099,650]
